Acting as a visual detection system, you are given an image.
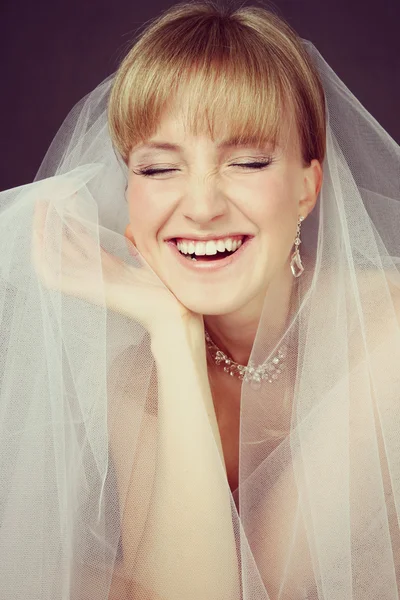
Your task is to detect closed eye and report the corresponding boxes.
[136,159,273,178]
[231,160,273,169]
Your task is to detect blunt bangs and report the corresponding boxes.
[108,3,326,165]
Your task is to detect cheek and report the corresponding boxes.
[243,177,296,224]
[126,184,167,244]
[246,178,299,261]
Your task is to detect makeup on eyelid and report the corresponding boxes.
[134,159,274,177]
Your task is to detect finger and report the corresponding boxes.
[63,212,103,265]
[63,216,91,259]
[32,199,50,239]
[31,201,50,275]
[31,227,43,276]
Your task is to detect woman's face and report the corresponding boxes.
[126,105,321,316]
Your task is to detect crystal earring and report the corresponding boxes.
[290,215,305,278]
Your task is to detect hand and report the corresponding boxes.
[31,198,204,341]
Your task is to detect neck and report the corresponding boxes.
[204,262,295,367]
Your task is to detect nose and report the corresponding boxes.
[180,174,227,224]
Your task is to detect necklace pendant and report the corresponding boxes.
[205,330,288,385]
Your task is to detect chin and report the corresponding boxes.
[175,294,247,317]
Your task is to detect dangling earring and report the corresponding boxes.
[290,215,305,278]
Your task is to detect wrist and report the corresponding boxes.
[151,321,207,364]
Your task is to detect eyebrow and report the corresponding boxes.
[132,137,273,154]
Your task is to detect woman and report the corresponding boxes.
[0,2,399,599]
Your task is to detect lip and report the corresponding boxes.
[166,235,254,272]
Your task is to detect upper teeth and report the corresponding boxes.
[176,236,244,255]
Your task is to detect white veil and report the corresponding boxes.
[0,40,400,599]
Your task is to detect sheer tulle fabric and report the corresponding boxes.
[0,42,399,599]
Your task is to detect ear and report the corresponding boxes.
[299,159,323,216]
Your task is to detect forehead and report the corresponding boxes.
[131,98,300,159]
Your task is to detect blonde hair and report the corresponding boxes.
[108,1,326,166]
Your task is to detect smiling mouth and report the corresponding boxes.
[181,249,235,261]
[172,235,250,261]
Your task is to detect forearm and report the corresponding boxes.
[151,325,224,461]
[117,326,238,599]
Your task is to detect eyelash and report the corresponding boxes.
[136,159,273,178]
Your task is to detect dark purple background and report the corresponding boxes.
[1,0,399,191]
